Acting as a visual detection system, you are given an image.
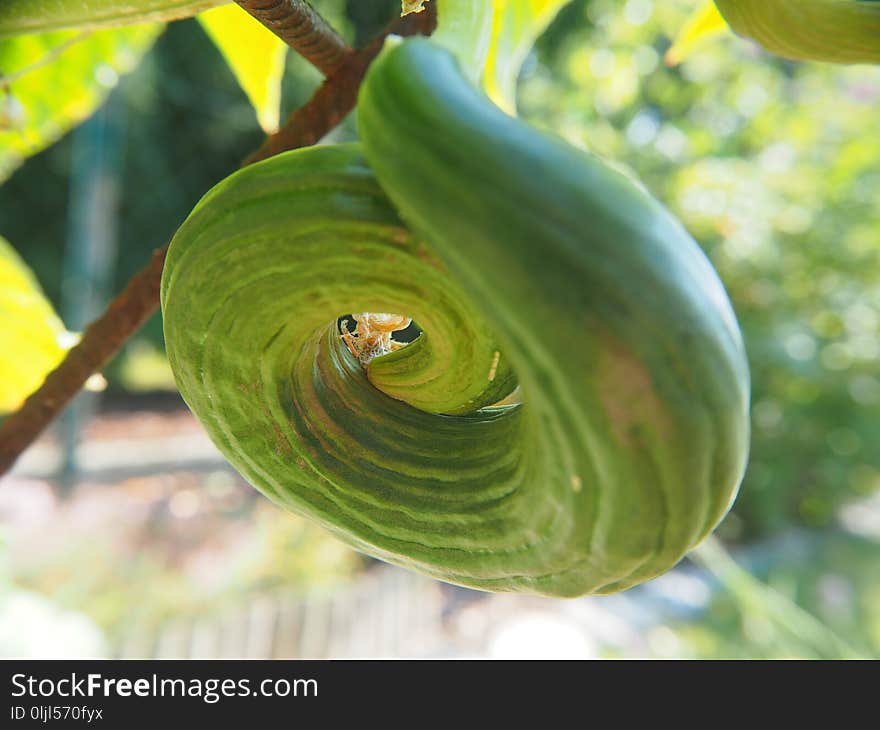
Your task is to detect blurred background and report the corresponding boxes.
[1,0,879,658]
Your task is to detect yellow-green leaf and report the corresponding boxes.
[665,1,729,66]
[0,236,74,414]
[483,0,572,114]
[0,23,162,184]
[0,0,223,38]
[430,0,494,83]
[198,4,287,133]
[714,0,880,64]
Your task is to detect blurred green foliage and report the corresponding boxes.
[673,532,880,658]
[0,23,162,183]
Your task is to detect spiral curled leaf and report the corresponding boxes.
[162,39,750,596]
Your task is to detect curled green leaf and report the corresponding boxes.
[162,39,750,596]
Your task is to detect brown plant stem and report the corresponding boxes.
[245,3,437,164]
[234,0,351,75]
[0,1,438,478]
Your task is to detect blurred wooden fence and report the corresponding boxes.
[115,567,450,659]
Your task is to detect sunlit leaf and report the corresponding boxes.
[0,236,75,413]
[0,23,162,184]
[0,0,222,38]
[665,1,729,66]
[430,0,494,83]
[198,4,287,133]
[483,0,572,114]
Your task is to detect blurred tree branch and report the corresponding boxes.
[0,0,438,477]
[246,5,437,164]
[235,0,351,75]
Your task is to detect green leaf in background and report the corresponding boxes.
[691,537,865,659]
[714,0,880,64]
[665,0,729,66]
[0,0,223,38]
[483,0,572,114]
[0,236,74,414]
[0,23,163,184]
[428,0,494,83]
[197,4,287,133]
